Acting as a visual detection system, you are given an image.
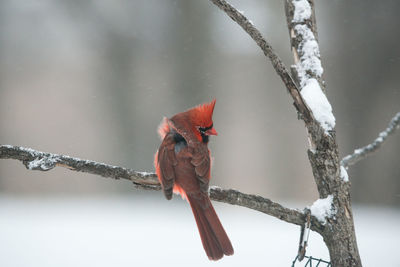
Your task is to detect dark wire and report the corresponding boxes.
[291,255,331,267]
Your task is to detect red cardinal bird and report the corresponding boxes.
[154,99,233,260]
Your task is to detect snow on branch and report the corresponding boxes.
[286,0,335,133]
[309,195,335,225]
[292,0,312,23]
[341,112,400,168]
[301,79,335,132]
[340,166,349,182]
[0,144,325,232]
[292,18,323,87]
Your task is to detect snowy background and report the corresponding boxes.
[0,0,399,266]
[1,195,399,267]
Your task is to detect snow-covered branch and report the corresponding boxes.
[0,144,325,232]
[285,0,339,197]
[341,112,400,168]
[285,0,335,133]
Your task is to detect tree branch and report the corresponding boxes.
[0,145,161,190]
[0,144,325,232]
[285,0,325,91]
[341,112,400,168]
[208,0,313,125]
[210,186,324,233]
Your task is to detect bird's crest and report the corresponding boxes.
[189,99,216,127]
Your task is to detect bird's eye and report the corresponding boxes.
[198,124,213,134]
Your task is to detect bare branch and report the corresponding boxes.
[341,112,400,168]
[210,186,324,233]
[208,0,313,125]
[0,144,324,231]
[0,145,161,190]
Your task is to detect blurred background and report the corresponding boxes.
[0,0,399,266]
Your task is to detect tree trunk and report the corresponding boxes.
[322,190,361,266]
[306,128,362,266]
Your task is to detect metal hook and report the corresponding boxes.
[297,208,311,261]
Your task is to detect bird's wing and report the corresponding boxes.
[190,145,211,193]
[156,133,178,200]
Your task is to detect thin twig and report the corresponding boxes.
[0,144,325,231]
[208,0,313,124]
[341,112,400,168]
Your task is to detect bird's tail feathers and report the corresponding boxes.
[187,193,234,260]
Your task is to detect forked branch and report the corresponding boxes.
[209,0,313,125]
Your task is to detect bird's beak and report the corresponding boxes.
[206,127,218,136]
